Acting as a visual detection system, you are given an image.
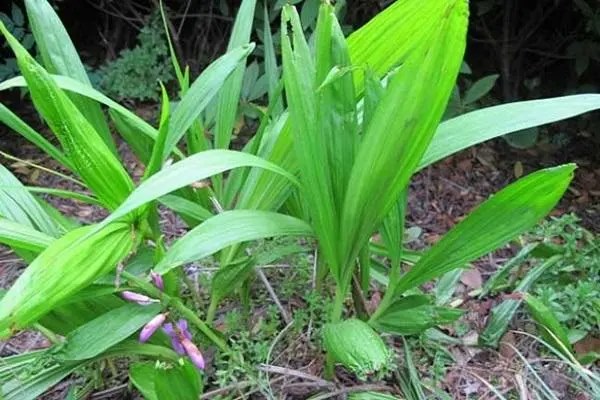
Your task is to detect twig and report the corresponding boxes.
[309,384,395,400]
[258,364,334,387]
[257,269,292,324]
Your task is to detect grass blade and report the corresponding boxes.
[214,0,257,150]
[163,44,255,161]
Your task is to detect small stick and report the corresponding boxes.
[258,364,334,387]
[257,269,292,324]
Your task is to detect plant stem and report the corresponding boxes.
[33,323,62,345]
[122,271,230,354]
[205,297,218,325]
[330,285,346,322]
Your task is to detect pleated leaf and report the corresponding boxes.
[391,165,575,296]
[214,0,257,150]
[97,150,298,229]
[339,0,468,281]
[420,94,600,170]
[156,210,312,273]
[0,222,135,333]
[0,23,134,211]
[0,103,72,169]
[0,164,63,237]
[0,217,55,253]
[24,0,115,154]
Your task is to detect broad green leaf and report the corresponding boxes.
[154,360,203,400]
[0,75,182,160]
[0,164,63,237]
[159,194,212,223]
[369,295,462,335]
[237,0,471,220]
[420,94,600,170]
[391,165,575,296]
[40,290,126,335]
[130,363,159,400]
[1,358,84,400]
[156,210,312,273]
[210,258,255,307]
[463,73,499,105]
[323,318,391,379]
[0,103,72,169]
[57,303,162,361]
[524,293,572,356]
[24,0,115,154]
[0,217,54,253]
[0,222,134,333]
[340,0,468,281]
[347,0,465,91]
[98,150,298,228]
[130,360,203,400]
[214,0,257,150]
[0,23,134,211]
[162,44,255,160]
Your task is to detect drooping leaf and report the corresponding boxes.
[0,23,134,210]
[56,303,162,361]
[0,222,135,333]
[0,164,63,237]
[98,150,298,229]
[391,165,575,296]
[370,295,463,335]
[420,94,600,170]
[524,293,572,356]
[0,103,72,169]
[0,217,54,253]
[156,210,312,273]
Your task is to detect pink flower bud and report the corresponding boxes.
[121,291,158,305]
[150,271,164,291]
[139,313,167,342]
[181,338,205,370]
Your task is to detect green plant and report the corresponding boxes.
[0,3,34,81]
[99,10,173,101]
[1,0,600,397]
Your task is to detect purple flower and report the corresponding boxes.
[121,291,159,305]
[139,313,167,342]
[150,271,164,291]
[163,322,185,355]
[162,318,205,369]
[181,338,205,370]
